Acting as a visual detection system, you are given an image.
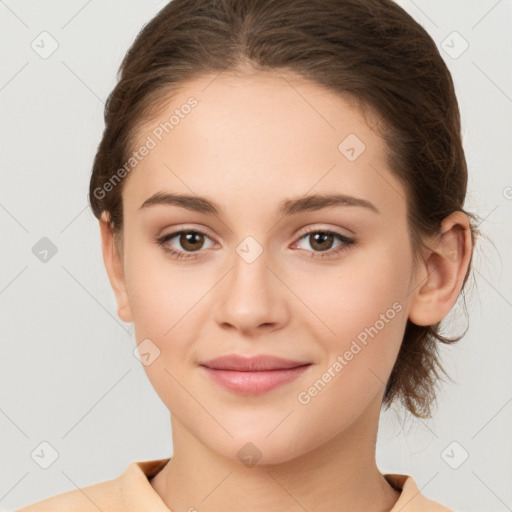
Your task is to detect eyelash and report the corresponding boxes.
[156,228,356,261]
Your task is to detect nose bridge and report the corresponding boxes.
[214,234,287,332]
[229,234,274,304]
[232,236,269,289]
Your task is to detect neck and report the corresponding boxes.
[151,398,400,512]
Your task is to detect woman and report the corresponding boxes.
[17,0,477,510]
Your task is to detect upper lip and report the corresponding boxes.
[199,354,311,371]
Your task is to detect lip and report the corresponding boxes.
[199,354,312,395]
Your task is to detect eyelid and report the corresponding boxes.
[294,223,354,239]
[158,224,218,242]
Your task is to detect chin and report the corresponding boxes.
[199,428,318,467]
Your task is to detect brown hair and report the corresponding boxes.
[89,0,478,419]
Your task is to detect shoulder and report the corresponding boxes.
[15,458,170,512]
[386,474,456,512]
[15,476,122,512]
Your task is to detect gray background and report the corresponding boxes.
[1,1,511,510]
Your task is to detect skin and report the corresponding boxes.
[100,69,472,512]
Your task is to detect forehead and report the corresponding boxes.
[125,71,405,221]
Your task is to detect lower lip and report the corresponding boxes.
[200,365,311,395]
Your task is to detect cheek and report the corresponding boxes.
[292,260,410,438]
[290,239,413,409]
[122,240,211,397]
[123,238,197,338]
[123,245,197,411]
[294,239,412,347]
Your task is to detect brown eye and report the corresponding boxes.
[179,231,205,252]
[157,229,216,259]
[308,232,335,252]
[294,229,355,258]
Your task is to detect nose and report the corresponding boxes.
[213,243,289,336]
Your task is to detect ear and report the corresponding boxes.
[408,211,473,326]
[99,211,133,323]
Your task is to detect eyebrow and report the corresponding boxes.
[139,191,379,216]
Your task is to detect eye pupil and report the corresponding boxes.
[310,232,333,251]
[180,231,204,252]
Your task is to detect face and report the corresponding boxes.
[112,70,420,464]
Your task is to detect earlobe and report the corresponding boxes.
[408,212,472,327]
[99,212,133,323]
